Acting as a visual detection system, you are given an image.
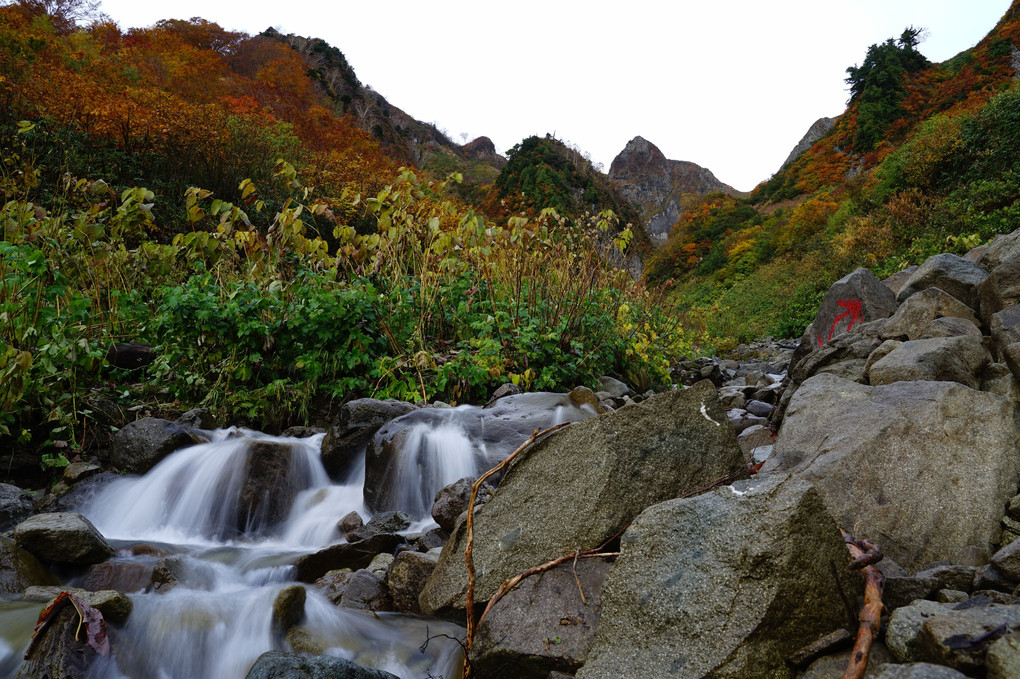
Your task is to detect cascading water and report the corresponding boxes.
[0,394,597,678]
[0,428,465,679]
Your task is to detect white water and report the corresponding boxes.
[0,427,467,679]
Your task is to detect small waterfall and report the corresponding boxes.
[0,394,596,678]
[380,420,485,518]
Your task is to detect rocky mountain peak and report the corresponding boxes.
[608,137,741,242]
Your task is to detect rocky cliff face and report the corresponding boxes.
[608,136,741,243]
[780,116,836,169]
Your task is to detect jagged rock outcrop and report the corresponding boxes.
[781,117,836,168]
[608,136,741,242]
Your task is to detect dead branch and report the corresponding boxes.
[840,529,885,679]
[463,423,568,676]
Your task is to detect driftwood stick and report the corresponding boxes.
[463,423,568,675]
[840,529,885,679]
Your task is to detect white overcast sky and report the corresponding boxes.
[97,0,1012,192]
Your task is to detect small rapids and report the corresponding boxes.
[0,426,473,679]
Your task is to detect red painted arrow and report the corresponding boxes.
[817,299,863,348]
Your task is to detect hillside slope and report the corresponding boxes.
[647,0,1020,350]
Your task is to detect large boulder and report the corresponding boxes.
[0,483,34,532]
[293,533,404,583]
[881,288,980,341]
[420,381,746,616]
[868,335,989,389]
[364,392,598,516]
[979,257,1020,323]
[387,550,438,615]
[766,373,1020,570]
[237,440,316,534]
[896,253,989,311]
[14,512,115,566]
[244,651,399,679]
[471,557,613,678]
[790,267,898,375]
[991,304,1020,348]
[577,477,862,679]
[320,399,417,481]
[0,536,58,593]
[106,417,200,473]
[979,230,1020,272]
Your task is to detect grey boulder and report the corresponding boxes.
[766,373,1020,570]
[868,335,989,389]
[244,651,398,679]
[577,476,862,679]
[420,381,746,616]
[881,288,980,341]
[896,253,988,311]
[107,417,200,474]
[14,512,114,566]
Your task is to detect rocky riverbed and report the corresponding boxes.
[7,235,1020,677]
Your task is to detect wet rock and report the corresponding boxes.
[285,627,327,655]
[421,381,746,616]
[16,599,105,679]
[23,585,132,623]
[281,426,324,439]
[577,477,862,679]
[868,335,989,389]
[273,585,305,633]
[987,631,1020,679]
[178,407,217,430]
[887,600,959,662]
[47,472,119,513]
[151,556,186,593]
[871,664,968,679]
[338,569,391,612]
[766,373,1020,570]
[294,533,404,583]
[431,478,474,533]
[387,550,438,615]
[472,557,612,678]
[244,651,400,679]
[314,569,352,605]
[916,604,1020,672]
[107,417,200,473]
[366,553,393,580]
[14,512,114,566]
[320,399,416,482]
[0,483,34,532]
[0,536,57,593]
[82,560,153,594]
[61,462,102,485]
[355,511,412,538]
[237,440,313,534]
[896,253,988,311]
[487,382,523,405]
[365,392,597,515]
[568,386,605,414]
[338,511,364,539]
[599,376,631,398]
[881,288,980,341]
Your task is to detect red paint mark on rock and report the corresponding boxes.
[817,299,863,348]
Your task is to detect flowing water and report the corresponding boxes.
[0,425,481,679]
